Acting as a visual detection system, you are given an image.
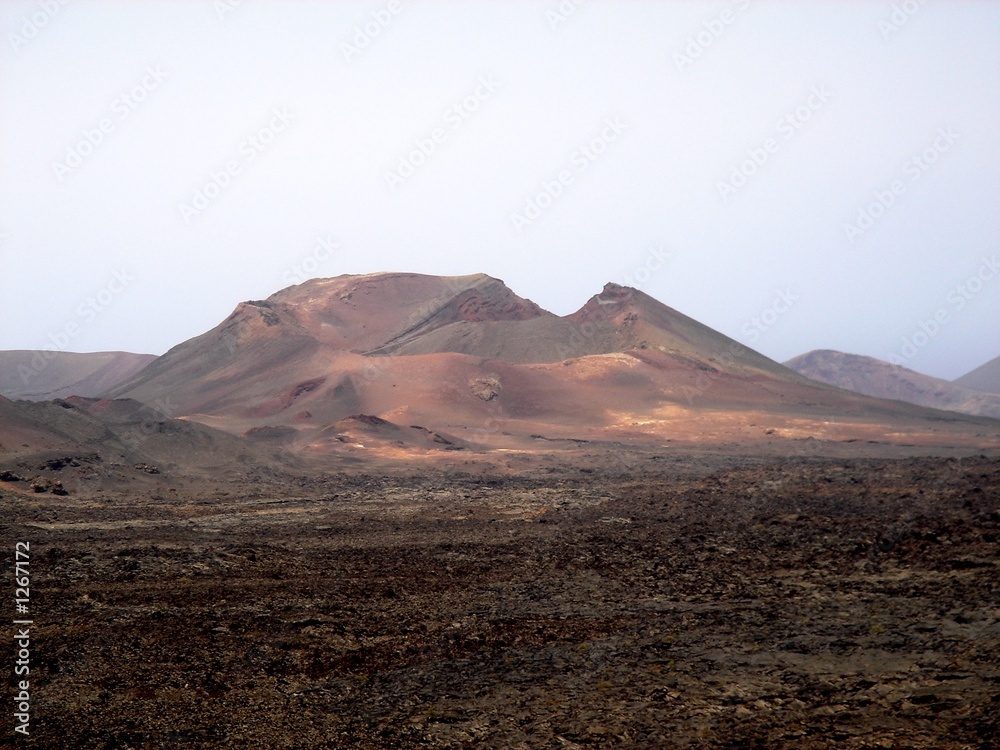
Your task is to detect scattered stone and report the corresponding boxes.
[10,455,1000,748]
[469,377,502,401]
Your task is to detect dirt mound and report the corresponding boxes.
[63,396,171,424]
[0,396,299,495]
[316,414,468,454]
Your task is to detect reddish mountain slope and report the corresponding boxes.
[103,273,999,456]
[107,273,545,409]
[381,283,798,379]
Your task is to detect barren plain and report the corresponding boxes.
[3,447,998,749]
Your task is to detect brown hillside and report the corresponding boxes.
[786,349,1000,419]
[101,274,1000,459]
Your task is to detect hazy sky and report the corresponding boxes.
[1,0,998,380]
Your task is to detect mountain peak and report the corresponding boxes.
[599,282,637,304]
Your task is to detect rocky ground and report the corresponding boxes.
[2,453,999,748]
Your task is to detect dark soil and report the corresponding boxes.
[3,455,999,748]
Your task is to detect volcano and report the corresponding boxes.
[101,273,998,458]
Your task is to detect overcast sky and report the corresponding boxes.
[1,0,998,380]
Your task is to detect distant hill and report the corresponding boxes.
[0,350,156,400]
[954,355,1000,395]
[784,349,1000,419]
